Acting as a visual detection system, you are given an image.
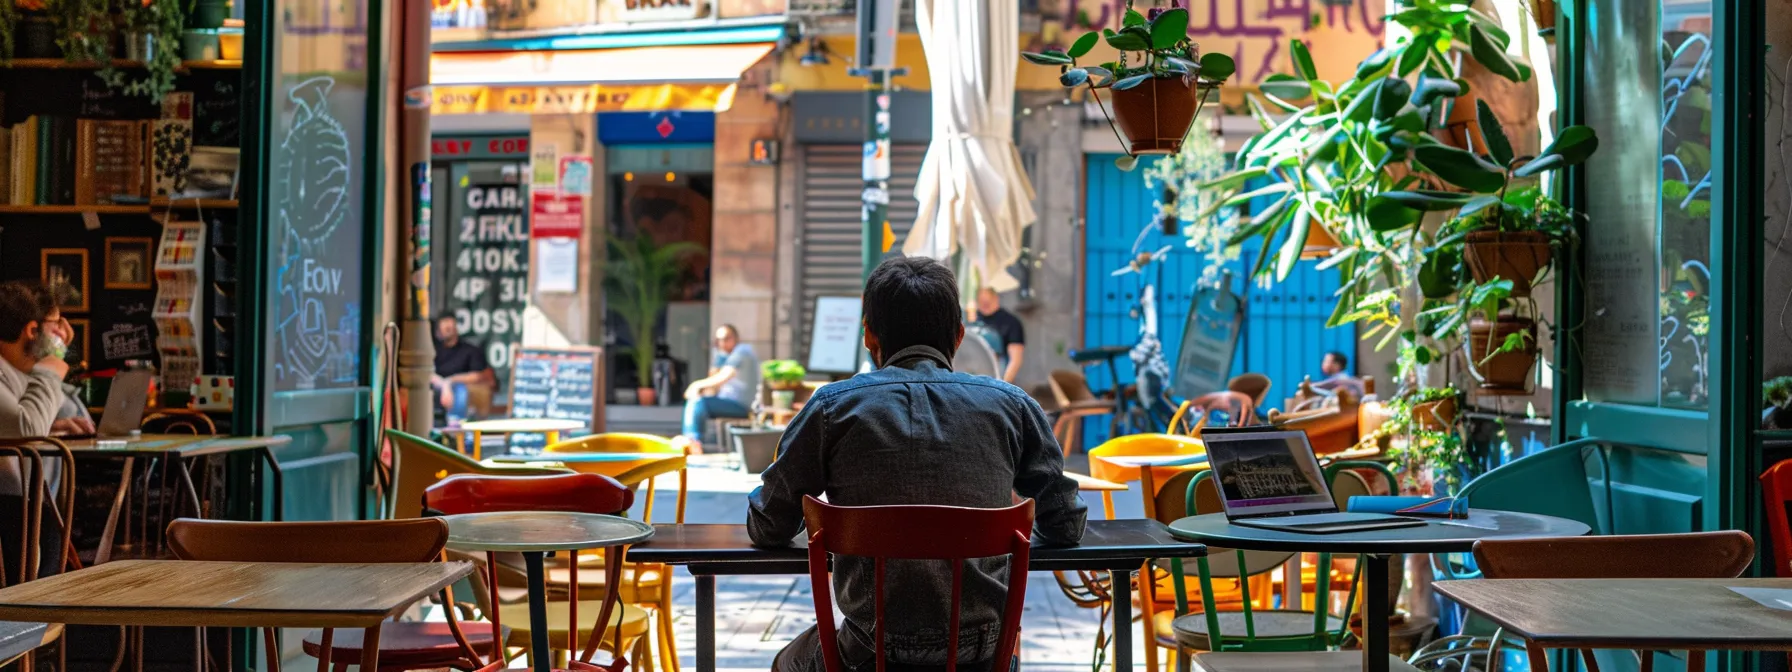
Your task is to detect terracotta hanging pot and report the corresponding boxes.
[1411,397,1458,432]
[1467,317,1539,394]
[1110,75,1206,155]
[1301,218,1342,259]
[1528,0,1558,38]
[1464,230,1553,296]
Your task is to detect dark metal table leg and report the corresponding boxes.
[697,574,717,672]
[1363,554,1391,672]
[524,551,551,672]
[1113,570,1132,672]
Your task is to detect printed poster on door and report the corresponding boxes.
[448,182,529,393]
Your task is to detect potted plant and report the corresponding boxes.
[761,360,806,409]
[1022,2,1235,168]
[1764,377,1792,429]
[2,0,57,60]
[604,234,702,407]
[103,0,182,100]
[1405,386,1461,432]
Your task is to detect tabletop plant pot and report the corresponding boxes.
[1411,396,1458,433]
[1464,230,1552,297]
[770,389,796,410]
[636,386,658,407]
[1111,74,1203,155]
[729,425,782,473]
[1468,317,1539,393]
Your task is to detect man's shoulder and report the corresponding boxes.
[816,368,1039,407]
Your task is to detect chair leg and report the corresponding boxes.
[1579,649,1601,672]
[659,594,681,672]
[1686,650,1706,672]
[1101,491,1116,521]
[1524,640,1550,672]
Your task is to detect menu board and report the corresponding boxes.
[1173,285,1244,400]
[445,181,528,394]
[509,346,603,432]
[807,296,863,373]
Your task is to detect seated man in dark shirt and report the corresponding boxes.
[432,315,496,421]
[748,257,1088,672]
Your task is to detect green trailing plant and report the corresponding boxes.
[1021,1,1235,170]
[49,0,112,63]
[1765,376,1792,411]
[1142,118,1239,281]
[1385,385,1468,491]
[604,234,703,389]
[104,0,185,101]
[760,360,806,388]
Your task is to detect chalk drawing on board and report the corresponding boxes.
[271,76,361,389]
[276,77,352,245]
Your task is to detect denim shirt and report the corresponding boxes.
[747,345,1088,666]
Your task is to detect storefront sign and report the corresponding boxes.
[432,83,737,115]
[616,0,709,22]
[531,190,585,239]
[432,135,530,160]
[448,182,529,390]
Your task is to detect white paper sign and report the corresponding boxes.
[534,238,578,293]
[807,296,863,374]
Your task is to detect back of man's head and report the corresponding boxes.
[864,257,961,360]
[0,282,54,344]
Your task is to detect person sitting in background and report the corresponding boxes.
[973,288,1026,383]
[432,315,496,422]
[681,325,758,450]
[749,257,1086,672]
[1311,350,1365,398]
[0,280,75,583]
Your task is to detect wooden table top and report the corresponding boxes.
[1434,578,1792,649]
[443,511,654,552]
[0,560,470,629]
[59,434,290,455]
[459,419,588,433]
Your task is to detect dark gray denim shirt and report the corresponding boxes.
[747,345,1088,666]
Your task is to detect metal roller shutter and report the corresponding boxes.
[795,143,927,361]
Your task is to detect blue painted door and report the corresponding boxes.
[1081,154,1356,449]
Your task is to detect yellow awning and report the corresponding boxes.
[430,42,774,115]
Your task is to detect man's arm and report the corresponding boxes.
[685,366,737,397]
[1002,343,1024,383]
[746,395,828,546]
[1,363,67,437]
[1011,395,1087,545]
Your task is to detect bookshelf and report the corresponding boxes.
[150,199,239,210]
[0,205,151,215]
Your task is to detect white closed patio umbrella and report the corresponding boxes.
[905,0,1038,293]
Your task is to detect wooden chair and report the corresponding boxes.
[0,437,75,672]
[140,410,219,435]
[165,518,490,672]
[1760,459,1792,577]
[1048,369,1115,456]
[1225,374,1272,410]
[425,474,651,672]
[801,496,1033,672]
[1469,532,1755,672]
[386,429,569,520]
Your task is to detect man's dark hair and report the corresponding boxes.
[717,324,739,339]
[864,257,961,358]
[0,282,55,342]
[1325,351,1349,370]
[435,314,458,326]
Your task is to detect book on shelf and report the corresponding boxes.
[11,117,38,206]
[0,115,150,207]
[75,120,149,205]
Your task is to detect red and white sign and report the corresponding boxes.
[531,190,585,239]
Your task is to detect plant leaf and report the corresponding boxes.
[1260,73,1312,101]
[1084,65,1115,87]
[1373,77,1413,121]
[1469,24,1529,82]
[1414,145,1508,193]
[1164,56,1199,74]
[1418,248,1463,299]
[1378,190,1476,212]
[1115,155,1138,171]
[1511,154,1562,178]
[1060,68,1089,87]
[1476,99,1514,167]
[1355,48,1393,82]
[1456,194,1504,219]
[1113,73,1152,90]
[1197,166,1270,192]
[1411,75,1464,106]
[1199,53,1236,82]
[1276,207,1312,281]
[1396,41,1429,77]
[1366,193,1424,231]
[1105,31,1150,51]
[1150,8,1189,49]
[1290,39,1318,81]
[1068,31,1100,59]
[1540,124,1600,165]
[1124,8,1146,26]
[1342,79,1383,122]
[1021,51,1074,66]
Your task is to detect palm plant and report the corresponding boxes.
[604,234,703,391]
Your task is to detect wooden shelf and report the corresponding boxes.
[151,198,238,210]
[4,59,145,69]
[182,60,242,70]
[0,204,150,215]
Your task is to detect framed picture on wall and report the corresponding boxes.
[40,249,89,313]
[104,237,154,290]
[66,319,89,366]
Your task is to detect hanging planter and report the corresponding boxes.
[1023,2,1233,169]
[1528,0,1557,40]
[1300,215,1341,259]
[1467,317,1538,394]
[1463,230,1552,297]
[1410,395,1458,432]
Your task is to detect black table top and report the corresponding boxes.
[1167,510,1591,555]
[628,518,1207,574]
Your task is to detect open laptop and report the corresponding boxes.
[1198,425,1426,534]
[60,369,153,440]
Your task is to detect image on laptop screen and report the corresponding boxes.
[1204,429,1334,516]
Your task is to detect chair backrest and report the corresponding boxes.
[424,473,633,516]
[167,518,449,563]
[1472,531,1754,579]
[389,429,486,519]
[1762,459,1792,577]
[1186,472,1294,577]
[141,410,218,435]
[1456,439,1606,535]
[1226,373,1272,407]
[1185,391,1256,430]
[801,496,1033,672]
[1049,370,1095,407]
[544,433,677,455]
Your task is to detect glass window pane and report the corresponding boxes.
[1658,0,1713,409]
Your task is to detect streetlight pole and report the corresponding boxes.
[398,0,435,436]
[850,0,902,284]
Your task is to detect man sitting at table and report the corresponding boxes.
[0,281,76,584]
[432,315,496,422]
[748,257,1087,672]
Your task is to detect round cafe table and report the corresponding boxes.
[1169,510,1590,672]
[443,511,654,672]
[457,418,588,459]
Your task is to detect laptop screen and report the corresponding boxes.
[1199,428,1335,517]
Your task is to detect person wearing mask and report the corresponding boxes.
[681,324,758,448]
[432,315,496,421]
[972,287,1025,383]
[1311,350,1366,398]
[750,257,1086,672]
[0,281,76,584]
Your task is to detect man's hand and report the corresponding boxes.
[438,385,455,409]
[685,383,707,399]
[50,417,94,436]
[36,357,69,380]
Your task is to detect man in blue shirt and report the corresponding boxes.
[681,324,759,447]
[748,257,1087,672]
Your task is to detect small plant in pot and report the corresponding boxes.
[1404,386,1461,433]
[604,234,703,407]
[104,0,184,101]
[761,360,806,409]
[1764,376,1792,430]
[1022,1,1235,169]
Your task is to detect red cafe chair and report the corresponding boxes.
[801,496,1034,672]
[424,473,646,672]
[1760,459,1792,577]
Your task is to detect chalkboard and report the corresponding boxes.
[806,296,862,374]
[444,180,528,394]
[509,346,604,432]
[189,70,242,147]
[1173,284,1244,400]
